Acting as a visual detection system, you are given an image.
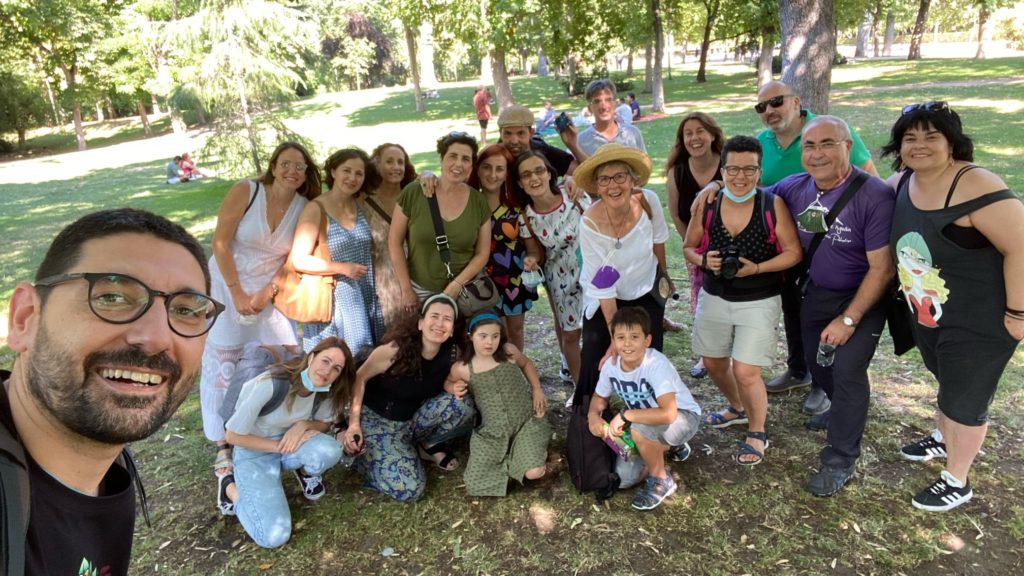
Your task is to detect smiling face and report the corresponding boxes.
[801,121,853,189]
[682,118,713,159]
[516,156,552,200]
[441,143,474,184]
[477,154,508,194]
[271,147,308,192]
[612,324,651,371]
[595,162,635,209]
[588,88,617,124]
[499,125,532,157]
[899,122,952,173]
[306,347,346,388]
[418,301,456,344]
[332,158,366,197]
[722,151,760,197]
[20,233,206,444]
[469,322,503,359]
[376,146,407,186]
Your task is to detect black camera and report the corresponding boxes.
[718,245,741,280]
[555,112,571,132]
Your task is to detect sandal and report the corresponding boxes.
[702,406,748,429]
[213,442,233,475]
[419,442,459,472]
[216,472,236,516]
[735,432,769,466]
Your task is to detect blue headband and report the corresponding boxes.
[421,293,458,319]
[468,312,501,331]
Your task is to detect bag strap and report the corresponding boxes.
[696,193,722,255]
[241,180,260,218]
[363,197,392,224]
[760,189,781,253]
[803,170,869,270]
[426,194,455,280]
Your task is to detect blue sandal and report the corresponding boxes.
[735,432,769,466]
[703,406,748,429]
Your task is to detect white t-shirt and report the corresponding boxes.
[225,373,335,439]
[596,349,701,415]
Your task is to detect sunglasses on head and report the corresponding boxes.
[754,94,793,114]
[901,101,949,116]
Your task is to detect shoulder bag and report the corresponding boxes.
[274,200,335,323]
[426,193,500,317]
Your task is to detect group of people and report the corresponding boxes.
[165,152,205,184]
[1,77,1021,572]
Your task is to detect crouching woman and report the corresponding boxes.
[221,337,354,548]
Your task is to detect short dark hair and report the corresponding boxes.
[610,306,651,337]
[371,143,418,189]
[511,150,560,208]
[261,141,322,201]
[584,79,616,101]
[460,311,509,364]
[173,155,182,162]
[323,147,381,195]
[880,104,974,172]
[628,92,637,100]
[721,135,763,166]
[35,208,211,299]
[437,132,479,162]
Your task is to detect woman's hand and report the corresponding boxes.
[532,388,547,417]
[341,423,364,455]
[443,281,462,301]
[598,343,617,371]
[230,286,257,315]
[1006,315,1024,341]
[278,421,313,454]
[400,288,419,311]
[703,250,722,274]
[444,373,469,399]
[338,262,368,280]
[419,172,439,197]
[734,257,760,278]
[523,256,539,272]
[249,284,274,312]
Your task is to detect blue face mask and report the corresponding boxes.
[301,368,331,393]
[722,186,757,204]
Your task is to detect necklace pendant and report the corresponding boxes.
[615,239,622,249]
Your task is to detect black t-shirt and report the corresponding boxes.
[700,191,783,302]
[362,340,456,421]
[530,137,574,178]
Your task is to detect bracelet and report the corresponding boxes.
[270,283,279,301]
[618,408,631,426]
[1007,311,1024,321]
[1006,306,1024,315]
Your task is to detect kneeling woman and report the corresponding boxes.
[221,337,354,549]
[342,294,477,502]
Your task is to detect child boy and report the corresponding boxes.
[588,307,702,510]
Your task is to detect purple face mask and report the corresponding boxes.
[592,265,621,289]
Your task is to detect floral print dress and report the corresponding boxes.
[523,190,589,330]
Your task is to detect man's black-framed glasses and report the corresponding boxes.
[34,272,225,338]
[901,101,949,116]
[754,94,794,114]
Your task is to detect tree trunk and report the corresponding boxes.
[151,93,161,115]
[137,100,154,137]
[681,39,688,64]
[908,0,930,61]
[883,11,895,56]
[666,30,673,80]
[537,48,549,76]
[61,64,86,151]
[234,71,261,174]
[404,23,424,113]
[696,0,720,83]
[490,47,515,109]
[643,41,653,93]
[650,0,665,112]
[195,104,207,125]
[567,55,578,95]
[855,12,870,57]
[42,78,61,125]
[626,50,634,75]
[975,6,989,60]
[17,128,27,148]
[105,95,116,120]
[758,27,775,88]
[779,0,835,114]
[418,21,438,86]
[871,1,883,57]
[95,101,105,122]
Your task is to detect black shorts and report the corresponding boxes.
[916,325,1018,426]
[478,119,489,129]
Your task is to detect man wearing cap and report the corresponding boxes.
[497,104,577,179]
[755,80,878,417]
[570,79,647,161]
[473,86,492,145]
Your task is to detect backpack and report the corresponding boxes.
[1,370,146,576]
[566,395,619,499]
[217,344,327,424]
[697,189,782,256]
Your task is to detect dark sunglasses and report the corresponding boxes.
[901,101,949,115]
[754,94,793,114]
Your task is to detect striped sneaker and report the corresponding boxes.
[912,470,972,512]
[900,430,947,462]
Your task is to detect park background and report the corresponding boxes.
[2,1,1024,574]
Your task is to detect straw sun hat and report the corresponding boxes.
[573,143,652,194]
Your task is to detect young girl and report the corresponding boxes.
[449,312,551,497]
[219,337,354,549]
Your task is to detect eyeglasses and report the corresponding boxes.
[754,94,794,114]
[722,165,760,177]
[277,160,307,172]
[901,101,949,115]
[519,166,548,181]
[35,272,225,338]
[596,172,631,187]
[801,140,847,153]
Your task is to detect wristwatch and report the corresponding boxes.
[841,314,857,327]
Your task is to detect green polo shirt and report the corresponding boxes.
[756,110,873,186]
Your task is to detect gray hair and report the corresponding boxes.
[803,115,852,141]
[584,79,616,101]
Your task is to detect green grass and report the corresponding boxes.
[2,56,1024,574]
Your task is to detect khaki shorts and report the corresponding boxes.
[692,290,781,367]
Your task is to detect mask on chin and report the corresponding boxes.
[301,368,331,393]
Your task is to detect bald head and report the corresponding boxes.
[756,81,802,137]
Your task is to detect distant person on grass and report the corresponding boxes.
[882,101,1023,512]
[628,92,641,121]
[166,155,186,184]
[587,307,701,511]
[1,208,223,575]
[179,152,206,180]
[473,86,493,145]
[754,80,879,418]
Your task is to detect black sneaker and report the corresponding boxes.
[294,469,325,501]
[217,473,236,516]
[912,471,972,512]
[668,442,692,463]
[807,464,855,497]
[900,431,947,462]
[805,410,830,432]
[765,369,811,393]
[800,386,831,415]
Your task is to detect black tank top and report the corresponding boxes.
[674,161,723,226]
[362,340,456,421]
[701,191,783,302]
[891,166,1018,333]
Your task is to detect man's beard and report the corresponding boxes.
[26,323,196,444]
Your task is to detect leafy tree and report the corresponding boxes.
[0,69,48,148]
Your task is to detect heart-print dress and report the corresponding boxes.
[487,203,539,316]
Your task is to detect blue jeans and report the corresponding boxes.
[233,433,343,548]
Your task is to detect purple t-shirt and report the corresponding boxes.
[766,168,895,291]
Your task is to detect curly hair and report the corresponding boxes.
[469,144,518,208]
[437,132,479,162]
[270,337,356,419]
[380,299,460,378]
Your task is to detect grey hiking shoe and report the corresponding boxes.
[807,464,855,497]
[801,386,831,415]
[765,369,812,393]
